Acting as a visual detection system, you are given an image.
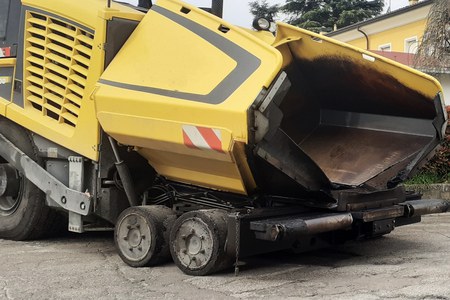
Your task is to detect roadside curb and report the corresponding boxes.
[405,184,450,200]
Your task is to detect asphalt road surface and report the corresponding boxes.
[0,214,449,300]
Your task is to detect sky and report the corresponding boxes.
[125,0,412,28]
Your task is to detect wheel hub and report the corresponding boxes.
[0,164,22,214]
[116,214,152,262]
[174,217,214,270]
[186,234,202,255]
[0,164,20,197]
[127,228,143,248]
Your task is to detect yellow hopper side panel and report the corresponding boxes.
[94,0,282,194]
[274,23,443,100]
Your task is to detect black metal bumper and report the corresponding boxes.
[248,199,449,242]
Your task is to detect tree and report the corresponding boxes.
[249,0,280,22]
[414,0,450,72]
[249,0,384,33]
[413,0,450,183]
[283,0,384,32]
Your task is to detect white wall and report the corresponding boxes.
[434,73,450,105]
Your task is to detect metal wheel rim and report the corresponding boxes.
[173,217,214,270]
[116,213,153,262]
[0,163,23,216]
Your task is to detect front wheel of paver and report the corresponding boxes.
[0,118,58,240]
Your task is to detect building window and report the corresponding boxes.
[0,0,10,40]
[378,43,392,52]
[405,37,418,54]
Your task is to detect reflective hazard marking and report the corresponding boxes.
[182,125,223,152]
[0,76,11,84]
[0,47,11,58]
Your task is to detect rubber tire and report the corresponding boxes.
[169,209,232,276]
[115,205,176,267]
[0,118,60,240]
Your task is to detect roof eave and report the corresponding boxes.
[327,0,434,37]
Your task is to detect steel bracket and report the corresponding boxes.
[372,219,395,235]
[68,156,85,232]
[0,133,91,216]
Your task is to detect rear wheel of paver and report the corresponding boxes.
[115,205,176,267]
[169,209,232,276]
[0,118,57,240]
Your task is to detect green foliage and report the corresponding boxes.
[283,0,384,32]
[406,172,447,185]
[249,0,384,33]
[249,0,280,22]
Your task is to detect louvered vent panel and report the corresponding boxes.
[24,11,94,128]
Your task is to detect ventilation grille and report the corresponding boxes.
[24,11,94,128]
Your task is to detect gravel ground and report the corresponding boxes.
[0,214,449,300]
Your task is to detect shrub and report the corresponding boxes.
[413,106,450,183]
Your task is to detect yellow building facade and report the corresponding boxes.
[327,0,432,53]
[346,18,427,53]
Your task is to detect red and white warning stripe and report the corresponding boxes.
[182,125,223,153]
[0,47,11,58]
